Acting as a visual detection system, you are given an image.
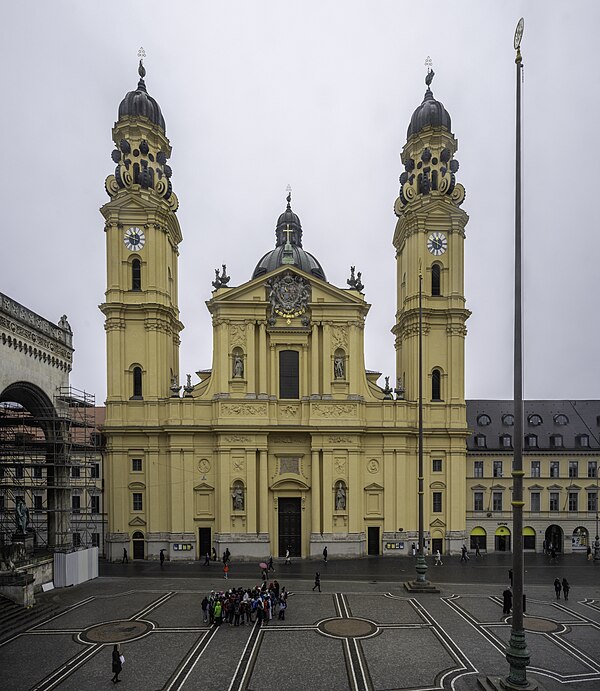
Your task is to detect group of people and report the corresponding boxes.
[554,577,570,600]
[201,582,289,627]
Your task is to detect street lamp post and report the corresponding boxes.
[503,18,536,691]
[594,468,600,561]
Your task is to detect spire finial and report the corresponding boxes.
[286,183,292,209]
[425,56,434,88]
[138,47,147,79]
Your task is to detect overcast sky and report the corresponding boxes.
[2,1,598,404]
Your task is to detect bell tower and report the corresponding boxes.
[392,68,470,414]
[100,56,182,404]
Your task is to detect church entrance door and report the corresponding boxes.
[198,527,211,558]
[367,527,380,555]
[278,498,301,557]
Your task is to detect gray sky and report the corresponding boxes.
[2,1,598,403]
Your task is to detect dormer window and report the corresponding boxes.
[500,434,512,448]
[525,434,538,448]
[554,414,569,425]
[474,434,486,448]
[577,434,589,448]
[528,414,543,426]
[502,414,514,426]
[550,434,563,448]
[477,414,491,426]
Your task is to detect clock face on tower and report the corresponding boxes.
[123,226,145,251]
[427,232,447,256]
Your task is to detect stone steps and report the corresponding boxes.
[0,595,58,644]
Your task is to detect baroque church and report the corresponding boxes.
[101,60,471,561]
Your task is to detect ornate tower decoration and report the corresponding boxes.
[392,59,470,406]
[104,49,179,212]
[100,49,183,403]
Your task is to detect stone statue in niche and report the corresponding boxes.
[15,497,30,534]
[335,482,346,511]
[334,356,345,380]
[232,484,245,511]
[233,355,244,378]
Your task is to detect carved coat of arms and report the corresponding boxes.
[267,272,310,322]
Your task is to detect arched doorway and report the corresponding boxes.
[545,525,563,553]
[495,526,511,552]
[523,526,536,551]
[132,531,145,560]
[572,526,589,551]
[470,527,487,551]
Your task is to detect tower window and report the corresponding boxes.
[431,263,441,296]
[132,367,143,399]
[132,258,141,291]
[279,350,299,399]
[431,368,442,401]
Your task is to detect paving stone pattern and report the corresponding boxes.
[2,582,600,690]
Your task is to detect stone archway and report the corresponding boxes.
[545,524,563,553]
[0,381,71,550]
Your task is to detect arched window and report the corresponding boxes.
[132,258,141,291]
[431,263,441,296]
[279,350,299,399]
[431,368,442,401]
[132,366,143,399]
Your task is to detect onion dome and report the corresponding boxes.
[407,70,451,139]
[118,60,166,132]
[252,194,326,281]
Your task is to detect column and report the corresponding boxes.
[269,345,276,398]
[246,321,256,394]
[310,323,320,396]
[322,323,332,396]
[348,450,360,533]
[245,449,257,533]
[322,450,333,533]
[219,322,229,393]
[301,344,309,399]
[259,449,269,534]
[258,321,267,396]
[383,449,396,533]
[311,449,321,534]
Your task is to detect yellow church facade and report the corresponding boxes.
[101,61,470,561]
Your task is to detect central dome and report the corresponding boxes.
[252,195,326,281]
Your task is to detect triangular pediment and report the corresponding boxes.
[429,518,446,528]
[528,484,544,491]
[548,484,563,491]
[128,516,147,527]
[208,265,367,308]
[194,481,214,491]
[364,482,383,491]
[471,484,487,491]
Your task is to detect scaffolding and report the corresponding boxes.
[0,387,105,554]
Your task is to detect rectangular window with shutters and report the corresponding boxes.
[279,350,299,399]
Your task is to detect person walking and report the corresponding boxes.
[434,549,443,566]
[323,546,328,563]
[285,547,291,565]
[122,548,128,564]
[562,578,570,601]
[224,563,229,580]
[475,542,481,559]
[460,544,468,562]
[411,542,416,557]
[554,577,562,600]
[111,644,123,683]
[159,549,165,567]
[312,571,321,592]
[204,551,210,566]
[502,588,513,615]
[268,555,274,572]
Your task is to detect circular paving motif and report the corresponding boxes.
[506,616,562,633]
[319,617,377,638]
[80,620,153,644]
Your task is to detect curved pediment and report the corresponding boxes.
[128,481,146,490]
[270,477,310,491]
[430,481,446,490]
